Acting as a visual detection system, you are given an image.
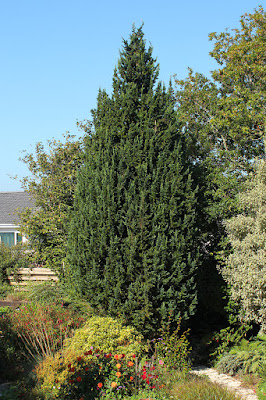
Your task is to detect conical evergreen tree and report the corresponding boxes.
[67,26,200,335]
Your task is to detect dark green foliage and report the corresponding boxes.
[66,26,200,336]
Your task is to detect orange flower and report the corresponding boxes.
[116,371,121,378]
[127,361,134,367]
[114,354,119,360]
[116,363,121,369]
[129,376,134,381]
[80,398,84,400]
[111,382,117,388]
[97,382,103,388]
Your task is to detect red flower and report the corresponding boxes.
[69,379,74,384]
[85,367,89,371]
[97,382,103,388]
[77,356,83,361]
[129,376,134,381]
[76,376,82,382]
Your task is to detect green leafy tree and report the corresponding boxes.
[19,134,85,275]
[221,160,266,334]
[175,6,265,215]
[67,26,200,336]
[175,6,266,323]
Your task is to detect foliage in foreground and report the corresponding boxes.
[0,302,84,363]
[169,373,241,400]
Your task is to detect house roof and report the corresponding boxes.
[0,192,34,225]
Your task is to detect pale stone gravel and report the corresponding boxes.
[192,366,258,400]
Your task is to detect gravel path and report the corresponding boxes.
[192,366,258,400]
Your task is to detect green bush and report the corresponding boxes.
[152,317,191,371]
[215,337,266,378]
[65,315,145,355]
[0,242,31,284]
[34,316,145,398]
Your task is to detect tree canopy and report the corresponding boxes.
[19,134,85,274]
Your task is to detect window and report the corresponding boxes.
[0,232,22,247]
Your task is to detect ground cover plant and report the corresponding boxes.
[215,336,266,378]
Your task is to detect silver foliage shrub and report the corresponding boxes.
[222,160,266,334]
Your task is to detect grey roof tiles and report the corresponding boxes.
[0,192,34,225]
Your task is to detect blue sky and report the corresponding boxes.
[0,0,262,191]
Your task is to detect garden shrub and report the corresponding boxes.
[64,315,145,355]
[151,317,191,371]
[36,347,165,400]
[215,338,266,377]
[35,316,145,398]
[4,301,85,361]
[0,242,31,284]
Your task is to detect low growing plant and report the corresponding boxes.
[151,317,191,371]
[4,301,85,361]
[215,337,266,378]
[36,348,166,400]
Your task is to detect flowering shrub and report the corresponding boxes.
[39,348,163,400]
[151,318,191,371]
[5,302,84,361]
[35,316,146,397]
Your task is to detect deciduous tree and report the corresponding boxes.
[19,134,85,275]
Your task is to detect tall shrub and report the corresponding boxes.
[66,26,200,335]
[221,160,266,334]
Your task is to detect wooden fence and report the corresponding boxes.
[8,267,59,286]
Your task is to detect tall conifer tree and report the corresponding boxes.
[67,26,200,335]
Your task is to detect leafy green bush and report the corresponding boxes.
[215,337,266,377]
[151,317,191,371]
[0,242,31,284]
[34,316,145,397]
[65,315,145,355]
[208,324,251,361]
[0,282,13,299]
